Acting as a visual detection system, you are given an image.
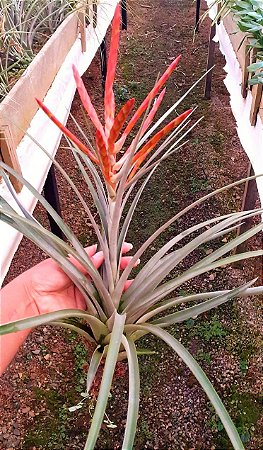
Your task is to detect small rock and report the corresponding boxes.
[209,273,216,280]
[22,407,30,414]
[32,349,40,355]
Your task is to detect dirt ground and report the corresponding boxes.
[0,0,262,449]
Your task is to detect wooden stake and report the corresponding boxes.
[204,24,216,100]
[250,82,263,126]
[0,127,22,193]
[78,1,87,52]
[241,43,250,98]
[233,163,258,256]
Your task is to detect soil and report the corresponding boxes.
[0,0,262,449]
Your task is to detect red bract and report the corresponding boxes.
[36,4,190,193]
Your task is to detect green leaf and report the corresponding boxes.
[122,209,262,315]
[125,324,245,450]
[86,346,104,394]
[84,313,126,450]
[139,249,263,311]
[138,285,263,324]
[121,336,140,450]
[152,279,256,327]
[114,173,263,305]
[0,309,106,339]
[247,61,263,71]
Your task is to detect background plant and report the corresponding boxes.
[207,0,263,84]
[1,5,263,450]
[0,0,90,100]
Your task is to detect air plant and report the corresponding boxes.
[0,4,263,450]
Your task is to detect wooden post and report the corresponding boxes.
[250,82,263,126]
[78,1,87,52]
[121,0,127,30]
[0,127,22,192]
[100,38,107,96]
[204,23,216,100]
[241,43,250,98]
[234,164,258,256]
[43,165,64,240]
[195,0,201,32]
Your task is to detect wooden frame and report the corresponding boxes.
[223,13,263,125]
[0,13,79,192]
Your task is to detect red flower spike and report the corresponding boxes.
[36,98,99,164]
[108,98,135,154]
[95,129,111,182]
[118,88,167,159]
[115,55,181,150]
[104,4,121,138]
[141,88,166,136]
[128,108,192,181]
[72,65,106,143]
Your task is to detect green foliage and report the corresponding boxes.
[211,389,261,447]
[0,0,84,100]
[211,0,263,85]
[195,316,227,342]
[195,350,212,364]
[23,388,70,449]
[73,342,88,391]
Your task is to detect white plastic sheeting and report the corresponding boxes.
[0,1,119,283]
[206,0,263,204]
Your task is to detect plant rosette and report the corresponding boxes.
[1,5,263,450]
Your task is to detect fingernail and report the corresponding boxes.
[135,258,140,266]
[126,243,133,251]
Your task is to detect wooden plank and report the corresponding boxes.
[0,13,78,156]
[78,1,87,52]
[250,83,263,126]
[234,164,258,256]
[223,13,263,125]
[0,126,22,192]
[223,14,248,69]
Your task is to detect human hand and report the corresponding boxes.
[24,243,136,315]
[0,243,137,374]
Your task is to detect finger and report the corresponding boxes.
[124,279,133,291]
[120,256,140,270]
[68,246,100,275]
[85,244,98,257]
[121,242,133,254]
[91,251,104,269]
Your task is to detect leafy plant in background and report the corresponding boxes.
[208,0,263,84]
[1,5,263,450]
[0,0,89,100]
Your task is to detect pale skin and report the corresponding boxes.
[0,243,135,375]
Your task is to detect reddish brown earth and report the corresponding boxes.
[1,1,262,449]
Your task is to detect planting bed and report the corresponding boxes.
[0,0,262,449]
